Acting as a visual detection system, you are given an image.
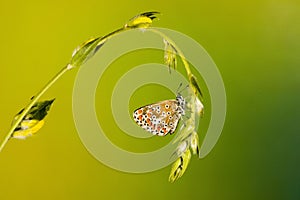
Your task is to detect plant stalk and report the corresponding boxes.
[0,64,70,153]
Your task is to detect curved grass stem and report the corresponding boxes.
[0,65,70,153]
[0,13,155,153]
[148,28,204,182]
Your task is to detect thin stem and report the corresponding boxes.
[0,26,137,153]
[101,27,127,41]
[0,14,158,153]
[0,64,70,153]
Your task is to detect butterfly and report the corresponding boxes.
[133,93,186,136]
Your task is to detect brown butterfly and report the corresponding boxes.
[133,93,185,136]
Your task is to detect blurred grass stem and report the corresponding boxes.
[0,65,70,153]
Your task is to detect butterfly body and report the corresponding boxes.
[133,94,185,136]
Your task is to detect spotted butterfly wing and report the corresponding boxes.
[133,95,185,136]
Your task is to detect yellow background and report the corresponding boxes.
[0,0,299,199]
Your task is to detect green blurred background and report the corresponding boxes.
[0,0,299,199]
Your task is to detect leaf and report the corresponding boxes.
[169,149,191,183]
[190,75,203,99]
[163,38,177,72]
[195,96,204,117]
[170,140,188,160]
[173,119,194,144]
[125,11,160,28]
[69,37,106,68]
[11,99,55,139]
[190,132,200,156]
[69,11,160,69]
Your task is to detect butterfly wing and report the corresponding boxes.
[133,99,182,136]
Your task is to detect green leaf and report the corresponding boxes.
[125,11,160,28]
[190,74,203,99]
[163,38,177,72]
[195,96,204,117]
[191,132,200,156]
[11,99,55,139]
[169,149,192,183]
[69,37,106,68]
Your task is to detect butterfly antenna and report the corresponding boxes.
[176,83,183,94]
[178,84,189,95]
